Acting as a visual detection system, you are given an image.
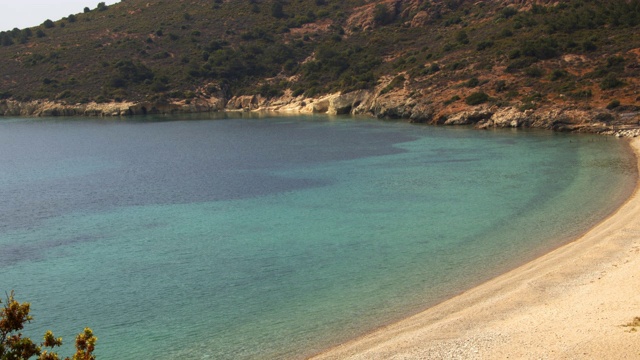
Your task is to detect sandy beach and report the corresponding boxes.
[312,138,640,359]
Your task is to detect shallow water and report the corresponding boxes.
[0,114,635,359]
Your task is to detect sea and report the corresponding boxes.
[0,113,636,359]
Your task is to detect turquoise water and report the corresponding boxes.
[0,114,636,359]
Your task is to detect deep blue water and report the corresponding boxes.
[0,114,635,359]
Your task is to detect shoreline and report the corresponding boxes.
[2,96,640,138]
[312,138,640,359]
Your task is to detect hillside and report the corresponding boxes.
[0,0,639,131]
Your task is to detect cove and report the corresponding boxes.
[0,114,635,359]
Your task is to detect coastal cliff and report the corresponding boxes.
[3,88,638,136]
[0,97,225,117]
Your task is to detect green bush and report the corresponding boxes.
[152,51,170,60]
[549,69,567,81]
[465,91,489,105]
[373,4,395,26]
[476,41,493,51]
[444,95,461,105]
[524,66,544,78]
[495,80,507,92]
[582,40,597,52]
[508,49,521,59]
[422,63,440,75]
[1,292,97,360]
[0,33,13,46]
[114,60,155,84]
[506,58,536,72]
[519,102,536,111]
[449,61,466,71]
[568,89,593,99]
[380,75,405,94]
[500,28,513,38]
[600,74,623,90]
[520,38,559,60]
[271,2,286,19]
[606,100,621,110]
[606,55,625,69]
[501,7,518,19]
[444,16,462,27]
[465,77,480,88]
[456,30,469,45]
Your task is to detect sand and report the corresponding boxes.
[312,138,640,360]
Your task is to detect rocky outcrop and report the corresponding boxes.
[408,103,436,123]
[409,11,432,27]
[476,107,531,129]
[442,108,494,125]
[250,89,437,123]
[363,94,416,119]
[602,128,640,138]
[226,95,259,111]
[303,91,370,115]
[470,105,640,133]
[345,0,401,31]
[0,99,139,117]
[526,107,617,132]
[2,89,639,136]
[0,97,226,117]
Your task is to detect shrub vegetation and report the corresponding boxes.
[0,291,97,360]
[0,0,637,106]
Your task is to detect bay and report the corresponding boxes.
[0,114,635,359]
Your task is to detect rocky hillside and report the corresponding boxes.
[1,0,639,132]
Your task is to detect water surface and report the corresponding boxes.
[0,114,635,359]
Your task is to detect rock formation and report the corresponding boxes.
[2,87,639,136]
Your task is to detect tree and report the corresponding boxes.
[271,2,285,19]
[0,33,13,46]
[373,4,395,26]
[600,74,623,90]
[0,291,97,360]
[455,30,469,44]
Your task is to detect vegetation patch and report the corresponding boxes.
[0,0,637,108]
[1,291,97,360]
[606,100,621,110]
[380,75,405,95]
[465,91,489,106]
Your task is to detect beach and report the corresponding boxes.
[313,137,640,359]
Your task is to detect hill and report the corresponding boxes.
[0,0,639,132]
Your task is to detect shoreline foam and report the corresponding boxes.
[312,138,640,359]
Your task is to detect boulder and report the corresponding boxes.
[477,107,530,128]
[226,95,258,110]
[444,108,493,125]
[409,102,435,123]
[328,90,370,115]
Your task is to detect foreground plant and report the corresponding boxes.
[0,291,97,360]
